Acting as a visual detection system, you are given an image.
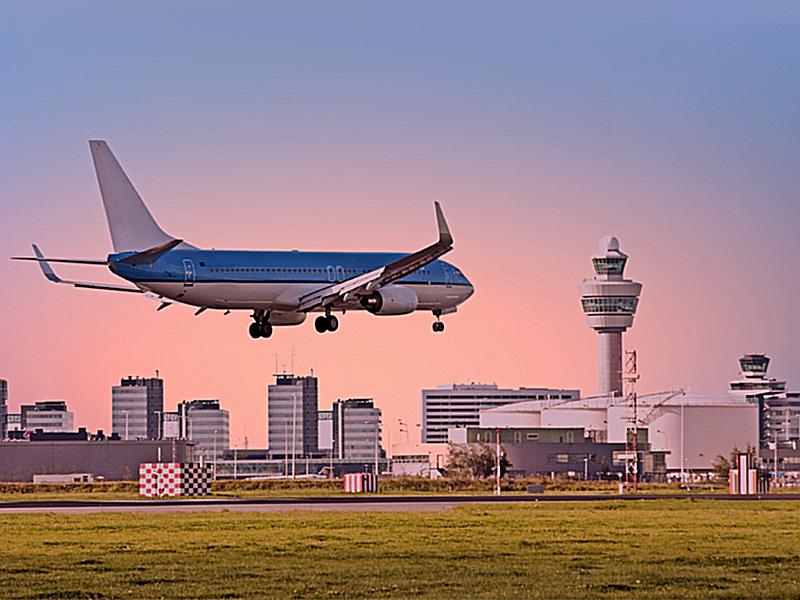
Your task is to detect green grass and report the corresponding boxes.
[1,500,800,599]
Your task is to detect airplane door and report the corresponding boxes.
[183,259,195,287]
[326,266,336,282]
[335,266,345,282]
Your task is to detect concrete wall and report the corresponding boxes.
[0,440,194,482]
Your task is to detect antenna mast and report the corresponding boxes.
[624,350,640,492]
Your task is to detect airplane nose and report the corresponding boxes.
[462,279,475,301]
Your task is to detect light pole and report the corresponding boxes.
[375,419,380,476]
[494,428,501,496]
[213,430,218,468]
[680,403,685,483]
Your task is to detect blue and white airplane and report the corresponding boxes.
[14,141,474,339]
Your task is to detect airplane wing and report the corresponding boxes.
[22,244,144,294]
[297,202,453,312]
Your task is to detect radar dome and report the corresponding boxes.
[598,235,620,255]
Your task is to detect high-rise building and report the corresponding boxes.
[0,379,7,440]
[318,410,333,452]
[111,376,164,440]
[421,384,580,443]
[179,399,230,461]
[579,236,642,397]
[20,401,74,433]
[332,398,382,461]
[267,374,318,457]
[729,353,800,446]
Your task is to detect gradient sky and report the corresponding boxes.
[2,2,799,451]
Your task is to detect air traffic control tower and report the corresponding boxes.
[579,236,642,397]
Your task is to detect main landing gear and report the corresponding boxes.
[249,311,273,339]
[432,310,445,333]
[315,310,339,334]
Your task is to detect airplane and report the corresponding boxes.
[13,141,474,339]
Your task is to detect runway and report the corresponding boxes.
[2,493,799,514]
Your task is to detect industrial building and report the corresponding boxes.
[477,391,759,473]
[448,426,662,479]
[20,401,74,433]
[0,438,194,482]
[332,398,382,461]
[421,384,580,443]
[267,374,319,457]
[579,235,642,397]
[111,376,164,440]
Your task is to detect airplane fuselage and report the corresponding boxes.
[110,249,474,316]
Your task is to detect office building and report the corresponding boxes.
[422,384,580,443]
[162,411,181,439]
[20,401,74,433]
[0,380,7,440]
[5,413,21,437]
[332,398,382,461]
[0,379,7,440]
[578,236,642,397]
[267,374,318,457]
[179,399,230,461]
[111,376,164,440]
[318,410,333,452]
[729,353,800,446]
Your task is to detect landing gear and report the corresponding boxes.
[315,316,328,333]
[249,311,273,339]
[432,310,445,333]
[315,312,339,334]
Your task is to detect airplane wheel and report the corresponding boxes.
[249,322,262,338]
[315,316,328,333]
[432,321,444,333]
[261,322,273,338]
[327,315,339,332]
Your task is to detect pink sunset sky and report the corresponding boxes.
[2,3,799,449]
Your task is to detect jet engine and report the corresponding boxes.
[360,285,419,315]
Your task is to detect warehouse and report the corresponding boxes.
[478,392,758,473]
[0,439,195,482]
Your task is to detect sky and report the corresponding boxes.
[2,1,799,451]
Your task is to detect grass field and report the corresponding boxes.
[2,500,799,599]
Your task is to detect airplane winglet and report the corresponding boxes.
[32,244,62,283]
[434,201,453,247]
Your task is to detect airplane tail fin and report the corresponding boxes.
[89,140,185,253]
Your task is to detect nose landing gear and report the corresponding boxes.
[432,310,445,333]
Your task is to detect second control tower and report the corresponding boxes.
[579,236,642,397]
